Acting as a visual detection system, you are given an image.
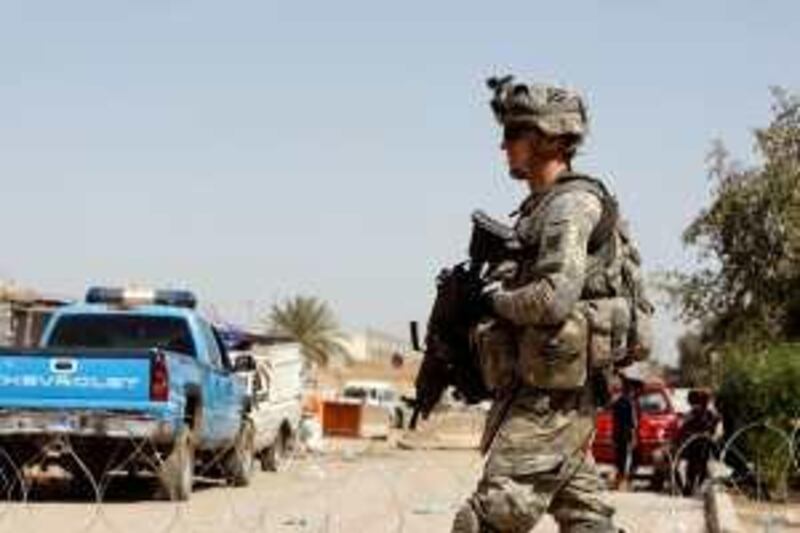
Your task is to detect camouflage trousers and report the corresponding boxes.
[452,389,616,533]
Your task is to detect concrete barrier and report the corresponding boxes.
[704,483,743,533]
[360,404,391,439]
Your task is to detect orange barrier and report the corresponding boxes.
[321,400,391,438]
[321,400,362,437]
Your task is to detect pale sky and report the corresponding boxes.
[1,1,798,364]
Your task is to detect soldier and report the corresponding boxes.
[452,76,637,532]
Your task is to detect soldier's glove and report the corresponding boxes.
[477,280,503,317]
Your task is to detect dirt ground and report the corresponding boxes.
[0,435,708,533]
[732,494,800,532]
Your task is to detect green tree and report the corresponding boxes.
[266,295,351,367]
[671,91,800,494]
[673,88,800,347]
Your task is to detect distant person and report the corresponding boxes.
[611,378,638,490]
[677,389,720,496]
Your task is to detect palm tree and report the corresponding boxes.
[266,296,351,367]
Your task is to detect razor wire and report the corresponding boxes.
[0,408,797,533]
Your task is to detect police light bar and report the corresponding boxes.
[85,287,197,309]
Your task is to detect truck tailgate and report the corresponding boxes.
[0,348,152,406]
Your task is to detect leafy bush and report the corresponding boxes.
[718,344,800,426]
[717,343,800,496]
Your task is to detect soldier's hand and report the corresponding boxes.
[489,260,518,282]
[478,281,503,316]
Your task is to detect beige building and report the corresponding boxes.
[0,280,70,347]
[341,328,420,363]
[315,328,422,396]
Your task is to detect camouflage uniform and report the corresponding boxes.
[453,78,617,533]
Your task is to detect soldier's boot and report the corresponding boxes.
[452,501,497,533]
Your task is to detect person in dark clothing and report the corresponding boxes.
[677,389,720,496]
[611,378,638,490]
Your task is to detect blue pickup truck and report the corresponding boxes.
[0,288,255,500]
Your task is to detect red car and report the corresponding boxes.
[592,380,681,485]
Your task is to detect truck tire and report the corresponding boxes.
[650,469,666,493]
[67,450,107,500]
[261,426,291,472]
[0,452,26,501]
[225,421,255,487]
[158,426,194,501]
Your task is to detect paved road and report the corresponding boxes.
[0,442,705,533]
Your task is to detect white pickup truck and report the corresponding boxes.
[341,380,410,429]
[230,343,304,472]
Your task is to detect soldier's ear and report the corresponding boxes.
[552,136,576,160]
[530,134,564,158]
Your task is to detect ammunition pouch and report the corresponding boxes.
[516,309,589,390]
[629,299,654,362]
[509,298,630,398]
[582,297,630,368]
[581,297,630,406]
[473,318,517,394]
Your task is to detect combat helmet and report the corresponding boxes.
[487,75,588,142]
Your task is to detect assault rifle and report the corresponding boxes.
[407,210,520,430]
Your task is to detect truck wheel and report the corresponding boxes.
[226,421,255,487]
[68,452,107,500]
[158,426,194,501]
[0,455,26,501]
[650,470,666,493]
[261,427,291,472]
